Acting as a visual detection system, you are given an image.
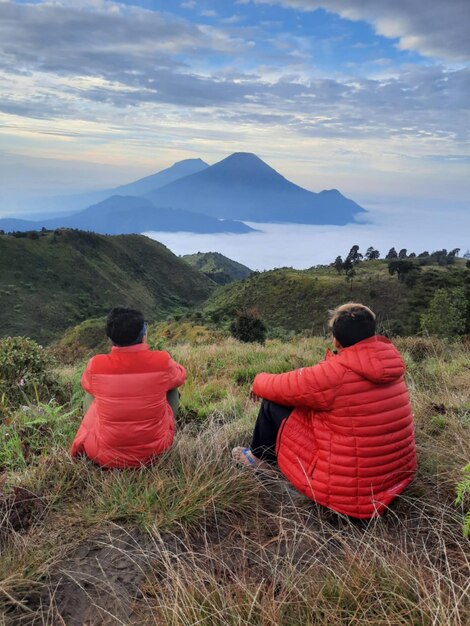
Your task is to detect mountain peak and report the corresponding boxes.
[145,152,366,225]
[226,152,261,160]
[208,152,284,184]
[220,152,267,166]
[172,157,208,167]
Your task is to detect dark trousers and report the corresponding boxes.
[251,400,293,464]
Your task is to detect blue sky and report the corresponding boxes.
[0,0,469,216]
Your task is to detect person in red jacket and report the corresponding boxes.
[233,303,416,519]
[71,307,186,468]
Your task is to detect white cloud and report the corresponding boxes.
[1,0,469,212]
[248,0,470,61]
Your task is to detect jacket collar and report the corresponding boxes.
[111,343,149,353]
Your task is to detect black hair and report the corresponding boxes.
[106,307,145,347]
[330,303,376,348]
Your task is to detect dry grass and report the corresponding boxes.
[1,336,469,625]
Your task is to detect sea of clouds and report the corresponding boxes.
[144,204,470,271]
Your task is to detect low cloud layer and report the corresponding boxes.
[145,206,470,271]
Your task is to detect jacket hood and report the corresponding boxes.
[337,335,405,383]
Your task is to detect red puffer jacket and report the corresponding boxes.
[252,336,416,518]
[71,343,186,468]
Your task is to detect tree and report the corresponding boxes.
[365,247,380,261]
[433,249,448,266]
[463,250,470,259]
[345,245,363,266]
[388,259,420,282]
[398,248,407,259]
[333,256,344,274]
[420,288,467,338]
[385,247,398,260]
[408,252,416,258]
[345,267,356,292]
[418,251,429,258]
[446,248,460,264]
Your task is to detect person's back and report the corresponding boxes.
[234,303,416,518]
[273,333,416,517]
[71,308,186,468]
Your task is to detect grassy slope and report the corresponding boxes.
[183,251,253,285]
[0,230,215,343]
[202,259,470,336]
[1,335,469,624]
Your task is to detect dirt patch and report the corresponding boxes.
[0,487,46,541]
[11,528,150,626]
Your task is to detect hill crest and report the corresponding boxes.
[0,229,215,342]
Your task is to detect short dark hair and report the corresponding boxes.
[106,307,145,347]
[329,303,376,348]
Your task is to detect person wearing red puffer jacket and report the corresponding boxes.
[71,307,186,468]
[233,303,416,519]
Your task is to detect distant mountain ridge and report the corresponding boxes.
[14,158,210,216]
[0,152,367,234]
[146,152,365,225]
[0,195,255,235]
[183,252,253,285]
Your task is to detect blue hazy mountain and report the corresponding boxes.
[18,158,210,217]
[145,152,366,225]
[0,196,255,234]
[108,158,209,197]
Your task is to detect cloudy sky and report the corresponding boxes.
[0,0,469,223]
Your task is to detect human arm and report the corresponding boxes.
[81,359,94,395]
[80,359,95,412]
[167,356,186,390]
[252,358,343,410]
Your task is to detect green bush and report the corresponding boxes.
[0,337,61,409]
[420,288,467,338]
[51,318,108,364]
[230,310,267,344]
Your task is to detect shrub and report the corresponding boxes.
[51,318,108,364]
[0,402,78,471]
[420,288,467,338]
[230,310,267,344]
[0,337,61,409]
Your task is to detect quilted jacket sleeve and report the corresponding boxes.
[252,358,344,410]
[81,358,94,395]
[167,356,186,390]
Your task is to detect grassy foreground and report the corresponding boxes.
[1,336,469,625]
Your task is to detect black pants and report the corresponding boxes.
[251,400,293,464]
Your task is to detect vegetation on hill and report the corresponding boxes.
[182,251,252,285]
[0,332,469,624]
[0,229,215,343]
[201,256,470,338]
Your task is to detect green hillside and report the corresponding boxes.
[201,259,470,336]
[0,229,215,343]
[182,251,252,285]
